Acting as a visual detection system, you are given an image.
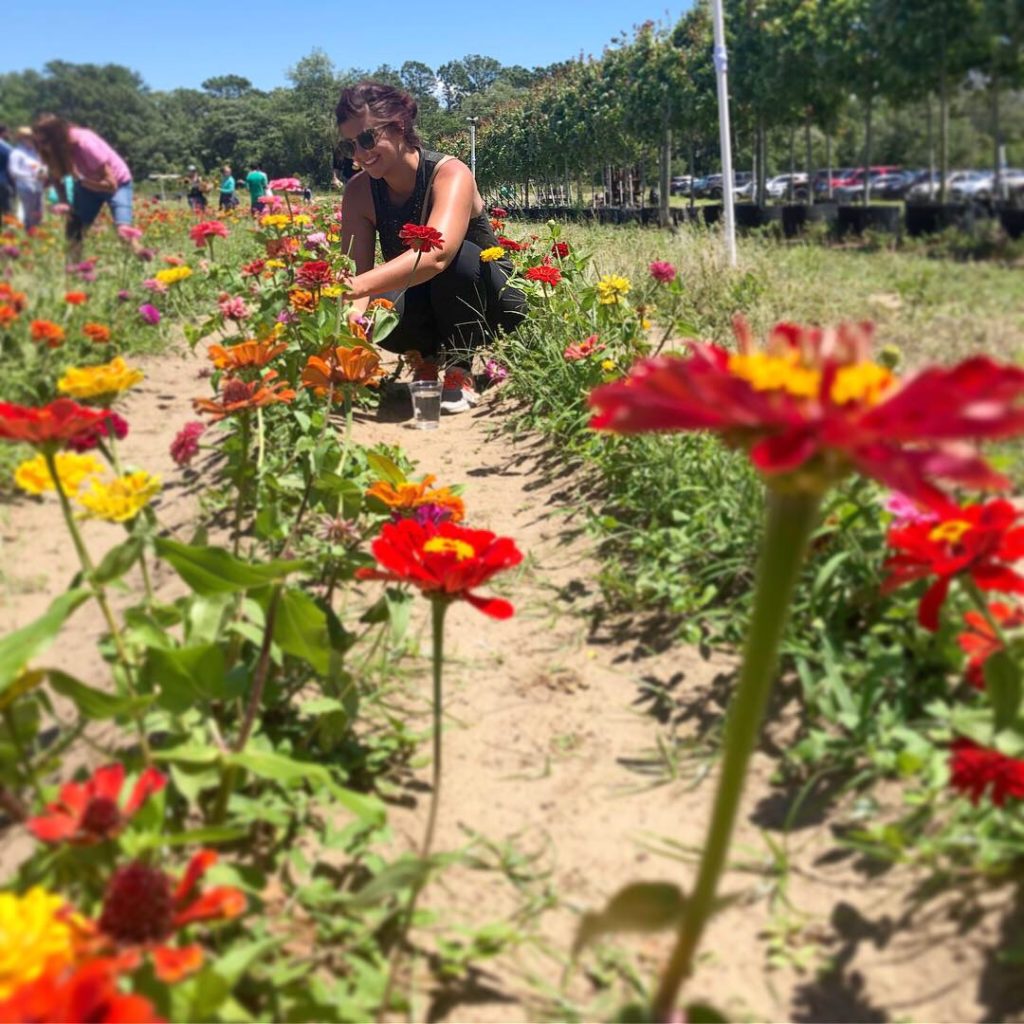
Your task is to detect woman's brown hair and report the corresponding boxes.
[335,81,421,149]
[32,113,74,179]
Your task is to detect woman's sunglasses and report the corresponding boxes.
[339,123,396,158]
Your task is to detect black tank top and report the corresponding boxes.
[369,149,499,261]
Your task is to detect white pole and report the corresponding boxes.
[467,118,478,179]
[711,0,737,267]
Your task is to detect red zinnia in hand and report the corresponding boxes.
[28,763,166,845]
[399,223,444,253]
[525,264,561,287]
[949,739,1024,806]
[882,499,1024,630]
[356,519,523,618]
[958,601,1024,688]
[590,317,1024,508]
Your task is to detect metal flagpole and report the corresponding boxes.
[467,117,479,179]
[711,0,737,267]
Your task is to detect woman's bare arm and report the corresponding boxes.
[344,160,476,301]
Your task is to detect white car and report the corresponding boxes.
[907,170,979,202]
[765,174,809,200]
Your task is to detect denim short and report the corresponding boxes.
[73,181,134,228]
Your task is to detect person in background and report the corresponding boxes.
[219,165,237,210]
[245,162,268,215]
[186,165,208,212]
[8,128,45,230]
[0,126,12,219]
[337,80,526,414]
[31,113,135,263]
[302,181,313,203]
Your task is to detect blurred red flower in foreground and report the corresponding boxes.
[959,601,1024,689]
[883,499,1024,630]
[589,317,1024,508]
[357,519,522,619]
[188,221,228,247]
[399,223,444,253]
[28,764,166,846]
[0,399,113,448]
[949,739,1024,806]
[0,958,163,1024]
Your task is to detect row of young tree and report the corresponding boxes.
[0,52,561,187]
[459,0,1023,221]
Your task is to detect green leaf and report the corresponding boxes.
[267,588,331,675]
[985,650,1023,731]
[0,589,90,696]
[48,670,154,720]
[340,854,432,909]
[91,537,143,585]
[130,826,247,851]
[225,749,384,824]
[141,644,228,713]
[366,452,406,486]
[154,538,306,595]
[573,881,686,956]
[213,937,281,988]
[156,742,222,766]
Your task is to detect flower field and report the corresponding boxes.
[1,196,1024,1023]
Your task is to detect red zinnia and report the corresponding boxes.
[649,260,677,283]
[497,235,526,252]
[28,764,165,845]
[240,258,266,277]
[949,738,1024,806]
[98,848,246,981]
[491,206,508,219]
[883,499,1024,631]
[64,291,88,305]
[959,601,1024,689]
[525,265,561,287]
[295,260,333,288]
[398,223,444,253]
[590,317,1024,509]
[30,319,65,347]
[356,519,523,619]
[564,334,605,362]
[551,241,570,258]
[0,399,114,448]
[188,220,229,246]
[0,958,164,1024]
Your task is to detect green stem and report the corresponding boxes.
[139,548,156,607]
[3,706,46,807]
[232,412,251,556]
[650,489,821,1022]
[44,451,153,766]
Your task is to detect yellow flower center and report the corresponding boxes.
[830,362,896,405]
[423,537,475,561]
[0,888,77,998]
[728,350,821,399]
[929,520,972,545]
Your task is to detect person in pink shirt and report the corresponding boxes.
[32,113,135,262]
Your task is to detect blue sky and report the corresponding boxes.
[5,0,692,92]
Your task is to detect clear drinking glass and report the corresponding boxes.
[409,381,442,429]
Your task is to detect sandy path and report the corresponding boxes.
[2,346,1022,1022]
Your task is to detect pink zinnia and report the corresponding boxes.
[564,334,605,362]
[142,278,169,294]
[118,225,144,242]
[170,421,205,466]
[218,295,250,320]
[189,221,229,246]
[649,260,677,283]
[139,304,161,326]
[269,178,303,193]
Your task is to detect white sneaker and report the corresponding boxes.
[440,369,479,414]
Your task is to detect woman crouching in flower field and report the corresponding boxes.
[337,81,526,413]
[32,113,137,264]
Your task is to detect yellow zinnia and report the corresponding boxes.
[154,266,193,285]
[480,246,505,263]
[0,888,78,998]
[596,274,631,305]
[14,452,104,496]
[77,471,161,522]
[57,356,144,400]
[264,259,286,270]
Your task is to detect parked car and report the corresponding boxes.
[906,170,978,202]
[670,175,693,196]
[949,170,1024,203]
[764,173,809,200]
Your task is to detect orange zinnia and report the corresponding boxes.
[366,474,465,522]
[30,319,65,347]
[83,322,112,344]
[193,371,296,421]
[301,346,384,397]
[0,304,18,327]
[0,283,26,311]
[64,291,88,305]
[207,339,288,372]
[288,288,317,314]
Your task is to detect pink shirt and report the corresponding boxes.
[69,127,132,186]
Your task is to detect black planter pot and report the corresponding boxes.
[904,203,978,237]
[1000,208,1024,239]
[733,204,784,230]
[782,202,838,238]
[702,203,723,226]
[837,204,901,237]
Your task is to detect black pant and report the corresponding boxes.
[377,238,526,362]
